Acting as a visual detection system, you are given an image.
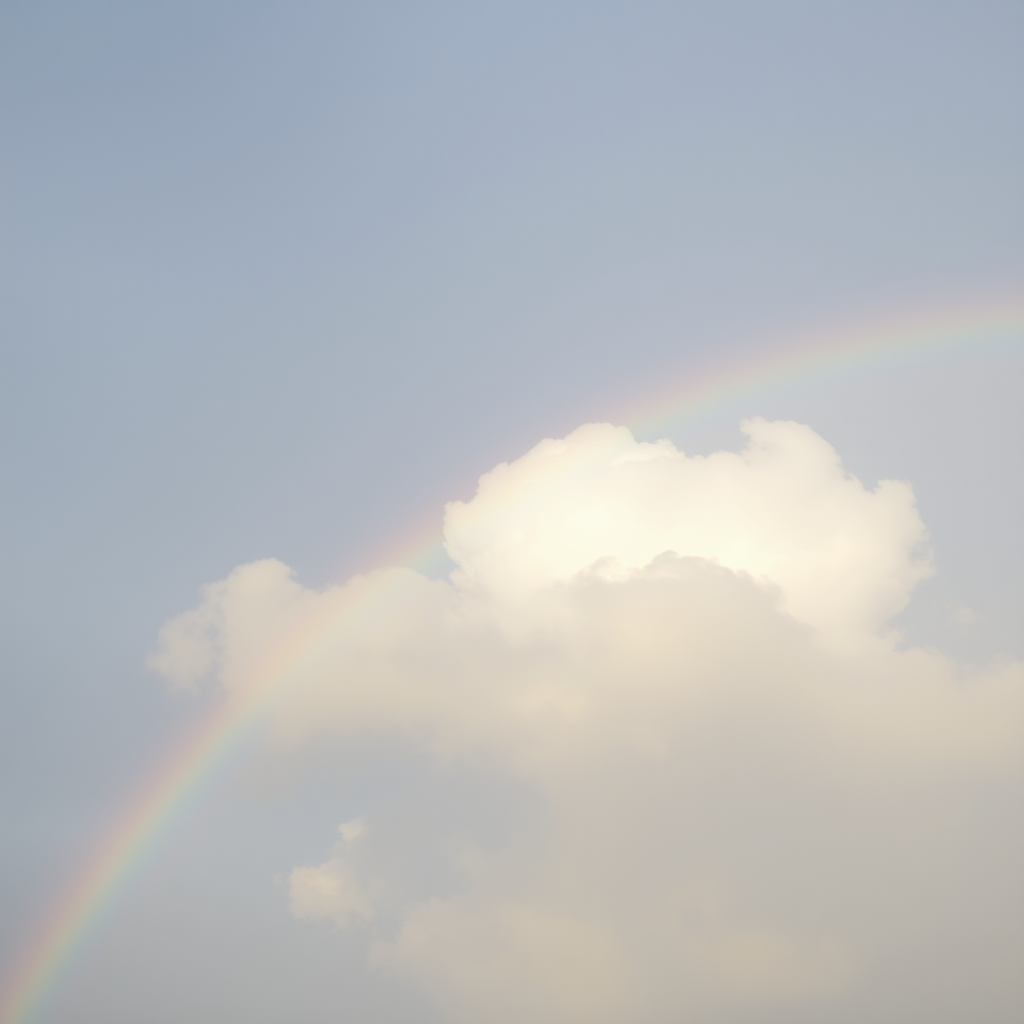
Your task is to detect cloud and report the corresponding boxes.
[445,419,933,649]
[288,819,376,928]
[948,603,980,627]
[151,420,1024,1023]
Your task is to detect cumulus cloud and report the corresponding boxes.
[151,420,1024,1023]
[289,819,376,928]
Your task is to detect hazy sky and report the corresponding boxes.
[1,3,1022,1023]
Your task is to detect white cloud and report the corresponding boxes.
[152,420,1024,1022]
[289,818,376,928]
[445,419,934,649]
[948,602,980,626]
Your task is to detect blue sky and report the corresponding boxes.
[1,4,1022,1022]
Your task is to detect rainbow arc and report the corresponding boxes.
[2,299,1021,1024]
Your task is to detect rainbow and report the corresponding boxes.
[630,299,1024,440]
[2,298,1022,1024]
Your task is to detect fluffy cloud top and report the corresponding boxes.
[446,419,932,647]
[151,421,1024,1023]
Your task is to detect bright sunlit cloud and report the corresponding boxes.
[151,420,1024,1023]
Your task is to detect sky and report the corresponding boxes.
[0,3,1022,1023]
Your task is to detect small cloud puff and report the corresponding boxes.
[289,818,375,928]
[152,421,1024,1024]
[948,603,980,626]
